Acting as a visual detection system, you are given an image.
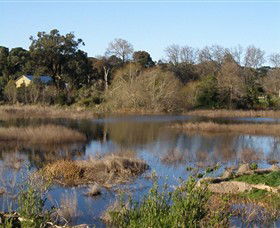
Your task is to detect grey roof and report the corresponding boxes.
[25,75,53,84]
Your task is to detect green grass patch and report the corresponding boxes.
[239,188,268,200]
[234,171,280,187]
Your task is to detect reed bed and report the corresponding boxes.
[41,154,149,187]
[0,125,86,144]
[0,105,96,120]
[185,109,280,118]
[172,122,280,136]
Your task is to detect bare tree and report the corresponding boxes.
[244,45,265,68]
[269,53,280,68]
[165,44,181,64]
[198,46,213,63]
[180,45,197,64]
[105,38,133,63]
[217,58,246,108]
[210,45,227,65]
[263,68,280,97]
[198,45,227,65]
[230,45,243,65]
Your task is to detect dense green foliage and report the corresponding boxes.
[1,29,280,111]
[107,177,229,227]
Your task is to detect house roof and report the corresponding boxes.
[21,75,53,84]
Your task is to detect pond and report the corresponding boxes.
[0,114,280,227]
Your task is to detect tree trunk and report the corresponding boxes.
[103,66,110,90]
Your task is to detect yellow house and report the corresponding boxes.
[15,75,53,88]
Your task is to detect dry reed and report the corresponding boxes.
[0,105,96,120]
[185,109,280,118]
[41,154,149,187]
[172,122,280,136]
[0,125,86,144]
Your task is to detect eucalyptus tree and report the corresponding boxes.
[29,29,92,88]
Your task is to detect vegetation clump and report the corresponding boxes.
[41,154,149,187]
[103,177,230,227]
[0,125,86,144]
[172,122,280,136]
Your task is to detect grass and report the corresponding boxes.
[40,154,149,187]
[234,171,280,187]
[230,188,280,223]
[0,125,86,144]
[0,105,96,120]
[172,122,280,136]
[185,109,280,118]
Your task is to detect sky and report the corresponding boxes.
[0,0,279,61]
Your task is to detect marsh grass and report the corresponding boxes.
[172,122,280,136]
[41,154,149,187]
[186,109,280,118]
[234,171,280,187]
[0,105,96,120]
[0,125,86,144]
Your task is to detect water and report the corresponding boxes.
[0,114,280,226]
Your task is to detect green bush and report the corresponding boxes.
[107,177,229,227]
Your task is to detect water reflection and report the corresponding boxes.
[0,114,280,226]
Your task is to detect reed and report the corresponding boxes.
[0,125,86,144]
[172,122,280,136]
[41,154,149,187]
[185,109,280,118]
[0,105,96,120]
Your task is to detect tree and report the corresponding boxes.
[263,68,280,97]
[4,80,17,103]
[180,45,197,64]
[217,58,246,108]
[105,38,133,63]
[91,55,122,90]
[133,51,154,68]
[230,45,243,65]
[0,46,9,78]
[165,44,181,65]
[269,53,280,68]
[244,45,265,68]
[29,29,91,88]
[8,47,30,78]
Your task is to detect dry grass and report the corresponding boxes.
[185,109,280,118]
[172,122,280,136]
[0,105,96,120]
[41,154,149,187]
[0,125,86,144]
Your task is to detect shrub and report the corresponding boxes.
[105,64,183,112]
[105,177,228,227]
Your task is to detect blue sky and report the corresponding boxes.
[0,1,279,61]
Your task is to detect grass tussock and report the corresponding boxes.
[0,125,86,144]
[186,109,280,118]
[0,105,96,120]
[172,122,280,136]
[41,154,149,187]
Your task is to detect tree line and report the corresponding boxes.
[0,28,280,111]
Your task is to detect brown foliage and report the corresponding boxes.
[0,125,86,144]
[41,154,149,187]
[172,122,280,136]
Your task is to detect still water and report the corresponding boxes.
[0,114,280,227]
